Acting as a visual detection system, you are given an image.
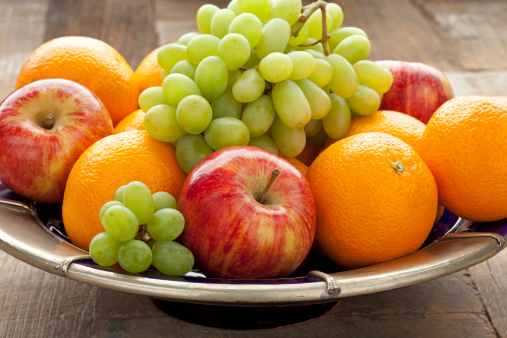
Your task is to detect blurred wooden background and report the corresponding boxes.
[0,0,506,336]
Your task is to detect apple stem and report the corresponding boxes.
[259,169,280,204]
[391,159,405,174]
[44,114,55,129]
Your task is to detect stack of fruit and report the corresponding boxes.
[0,0,506,280]
[139,0,395,174]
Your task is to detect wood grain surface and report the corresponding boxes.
[0,0,506,336]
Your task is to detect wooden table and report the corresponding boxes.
[1,0,506,336]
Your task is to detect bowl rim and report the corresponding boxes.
[0,197,505,306]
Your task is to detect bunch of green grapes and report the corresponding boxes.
[89,181,194,276]
[139,0,393,174]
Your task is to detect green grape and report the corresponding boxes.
[284,44,296,54]
[346,84,381,116]
[194,56,228,101]
[288,51,315,80]
[333,35,371,65]
[210,9,237,39]
[270,116,306,157]
[147,238,157,249]
[101,205,139,242]
[305,9,333,40]
[243,51,261,68]
[162,73,201,108]
[256,18,291,59]
[211,92,242,120]
[232,68,265,103]
[258,52,293,83]
[288,22,308,46]
[176,95,213,134]
[270,0,302,26]
[89,232,122,267]
[99,201,123,224]
[328,27,368,54]
[326,3,344,31]
[307,58,333,88]
[326,54,358,98]
[157,44,188,72]
[151,241,195,276]
[147,208,185,242]
[307,125,328,146]
[118,240,152,274]
[353,60,393,95]
[204,117,250,150]
[304,118,323,137]
[322,93,351,139]
[196,4,220,34]
[177,32,200,46]
[138,87,167,113]
[226,69,242,92]
[237,0,272,22]
[152,191,177,212]
[217,33,251,70]
[170,60,197,80]
[304,49,326,60]
[227,0,241,15]
[161,68,170,82]
[241,95,276,137]
[175,134,214,174]
[186,34,220,65]
[123,181,154,225]
[114,185,126,203]
[295,79,331,119]
[272,80,311,129]
[248,134,279,155]
[228,13,263,49]
[144,105,187,143]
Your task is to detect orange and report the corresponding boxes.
[113,109,146,134]
[16,36,139,126]
[306,132,438,269]
[418,95,507,222]
[62,130,186,250]
[324,110,426,152]
[134,47,163,94]
[278,154,309,176]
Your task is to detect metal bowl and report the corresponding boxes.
[0,183,505,306]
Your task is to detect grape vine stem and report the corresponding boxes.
[291,0,331,56]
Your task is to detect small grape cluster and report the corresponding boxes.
[89,181,195,276]
[139,0,393,174]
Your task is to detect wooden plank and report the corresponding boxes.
[44,0,158,70]
[338,0,457,71]
[0,0,49,101]
[91,270,497,336]
[418,0,507,71]
[154,0,228,45]
[0,252,98,337]
[446,70,507,97]
[469,251,507,337]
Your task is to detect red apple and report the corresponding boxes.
[178,146,316,279]
[0,78,114,204]
[376,60,454,124]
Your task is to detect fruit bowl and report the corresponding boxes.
[0,182,505,306]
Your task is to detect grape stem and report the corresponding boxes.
[291,0,331,56]
[258,169,280,204]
